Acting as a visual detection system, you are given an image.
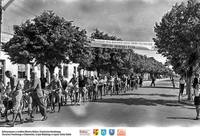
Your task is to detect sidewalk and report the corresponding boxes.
[143,78,194,107]
[143,78,179,89]
[179,96,194,106]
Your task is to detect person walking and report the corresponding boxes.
[114,75,120,95]
[134,76,139,90]
[78,74,87,102]
[109,76,114,96]
[121,74,127,93]
[69,74,79,104]
[171,77,175,88]
[7,80,24,127]
[139,75,143,87]
[59,75,68,105]
[130,74,135,91]
[178,76,185,102]
[92,76,98,101]
[3,71,18,122]
[103,76,108,96]
[26,71,47,121]
[98,76,104,99]
[150,75,156,87]
[193,74,200,120]
[127,75,131,91]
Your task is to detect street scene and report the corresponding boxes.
[0,0,200,129]
[0,78,198,127]
[15,79,200,127]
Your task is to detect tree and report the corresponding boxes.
[90,29,170,77]
[3,11,90,78]
[153,0,200,99]
[90,29,127,76]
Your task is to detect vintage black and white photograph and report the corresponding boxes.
[0,0,199,128]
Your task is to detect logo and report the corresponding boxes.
[79,129,91,136]
[93,129,99,136]
[101,129,106,136]
[117,129,126,136]
[109,129,115,136]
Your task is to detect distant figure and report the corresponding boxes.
[171,77,175,88]
[114,75,120,95]
[193,74,200,120]
[59,75,68,105]
[23,76,30,91]
[130,75,135,91]
[135,76,139,90]
[40,76,47,90]
[178,76,185,102]
[139,76,143,87]
[79,74,87,102]
[150,76,156,87]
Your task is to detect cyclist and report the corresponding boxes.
[48,75,62,112]
[3,71,18,123]
[59,75,68,105]
[69,74,79,104]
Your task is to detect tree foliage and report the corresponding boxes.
[90,29,127,75]
[91,29,170,76]
[153,0,200,75]
[153,0,200,99]
[2,10,171,78]
[3,11,90,76]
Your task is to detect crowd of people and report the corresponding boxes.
[0,71,144,127]
[3,69,200,125]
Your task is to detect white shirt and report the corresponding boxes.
[194,88,199,97]
[179,79,185,85]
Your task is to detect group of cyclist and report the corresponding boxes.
[0,70,143,127]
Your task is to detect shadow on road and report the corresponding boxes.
[167,117,195,120]
[142,86,179,89]
[96,97,180,106]
[121,93,177,98]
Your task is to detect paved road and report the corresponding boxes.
[1,78,200,127]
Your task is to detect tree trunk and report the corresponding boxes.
[78,67,81,77]
[109,67,112,76]
[40,64,45,78]
[48,66,55,80]
[186,66,193,100]
[97,68,100,77]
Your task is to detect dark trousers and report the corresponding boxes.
[32,95,46,117]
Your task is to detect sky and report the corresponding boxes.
[1,0,186,63]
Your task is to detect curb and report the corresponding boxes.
[166,103,183,106]
[179,100,194,106]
